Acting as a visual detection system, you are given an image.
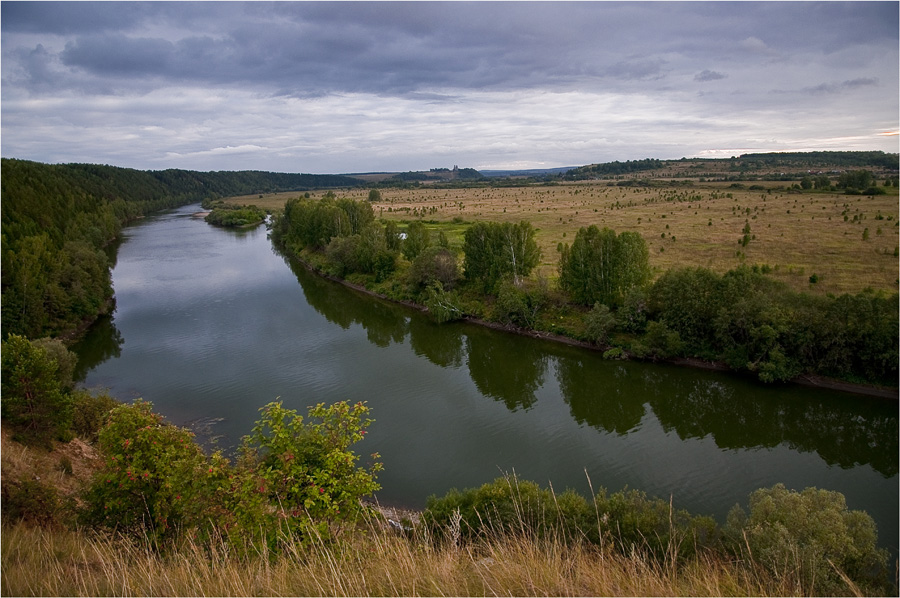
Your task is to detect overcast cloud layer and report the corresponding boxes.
[2,1,897,173]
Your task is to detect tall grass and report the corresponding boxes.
[1,515,852,597]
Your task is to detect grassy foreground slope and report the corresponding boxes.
[2,423,893,597]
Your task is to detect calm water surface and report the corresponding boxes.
[75,204,898,551]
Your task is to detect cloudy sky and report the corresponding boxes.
[2,1,897,174]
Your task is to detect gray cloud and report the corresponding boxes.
[1,2,897,172]
[695,70,727,82]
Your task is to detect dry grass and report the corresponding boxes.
[1,520,807,597]
[231,181,899,296]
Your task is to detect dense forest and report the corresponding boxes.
[1,159,361,339]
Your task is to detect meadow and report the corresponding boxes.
[232,180,899,296]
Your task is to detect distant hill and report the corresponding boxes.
[480,166,576,178]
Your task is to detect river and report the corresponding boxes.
[73,204,898,552]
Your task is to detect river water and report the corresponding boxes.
[74,204,898,551]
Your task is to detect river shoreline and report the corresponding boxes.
[286,249,898,401]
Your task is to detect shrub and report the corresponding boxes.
[724,484,889,595]
[1,480,65,527]
[71,390,120,443]
[594,487,718,560]
[81,400,216,544]
[233,401,382,544]
[407,246,459,295]
[423,475,594,545]
[495,278,551,329]
[602,347,625,360]
[423,282,465,323]
[424,475,717,561]
[642,321,684,358]
[585,302,616,345]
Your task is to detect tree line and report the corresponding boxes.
[1,159,361,340]
[274,196,897,387]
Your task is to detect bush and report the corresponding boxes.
[81,400,217,544]
[585,302,616,345]
[642,321,684,358]
[424,475,717,561]
[71,390,120,443]
[423,282,465,323]
[724,484,889,595]
[235,401,383,543]
[495,278,551,328]
[1,480,65,527]
[407,246,459,295]
[423,475,594,545]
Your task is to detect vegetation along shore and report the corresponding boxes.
[2,152,898,595]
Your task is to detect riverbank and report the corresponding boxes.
[287,249,898,400]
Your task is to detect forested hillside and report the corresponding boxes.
[1,159,361,339]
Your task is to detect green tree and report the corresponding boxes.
[463,221,540,293]
[367,188,382,202]
[402,221,431,261]
[0,335,74,446]
[407,246,459,295]
[558,226,650,307]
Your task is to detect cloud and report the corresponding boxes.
[695,70,726,82]
[1,2,897,172]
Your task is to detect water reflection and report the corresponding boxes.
[408,317,465,369]
[285,257,408,347]
[649,380,898,477]
[466,327,547,411]
[555,356,646,434]
[72,313,124,381]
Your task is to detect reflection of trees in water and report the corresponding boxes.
[647,374,898,478]
[285,256,408,348]
[553,351,897,478]
[408,317,464,369]
[555,357,646,435]
[72,314,124,381]
[466,328,547,411]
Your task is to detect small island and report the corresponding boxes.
[204,202,266,228]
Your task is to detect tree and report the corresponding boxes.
[367,189,382,202]
[558,226,650,307]
[1,335,74,446]
[463,221,540,293]
[402,221,431,261]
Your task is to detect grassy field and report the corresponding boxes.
[0,521,821,597]
[228,180,899,296]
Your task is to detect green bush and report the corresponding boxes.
[724,484,889,595]
[1,480,65,527]
[423,282,465,323]
[407,246,459,296]
[233,401,383,544]
[81,400,217,544]
[71,390,120,443]
[423,475,594,545]
[424,475,717,561]
[585,302,616,345]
